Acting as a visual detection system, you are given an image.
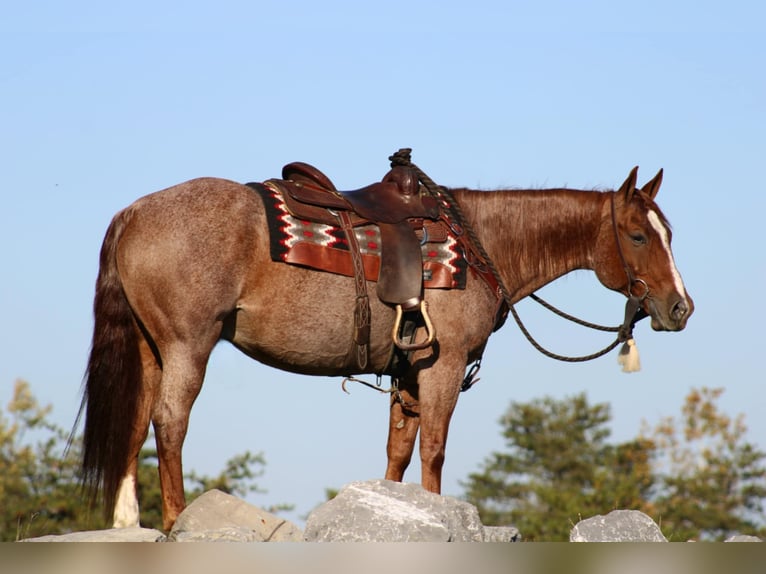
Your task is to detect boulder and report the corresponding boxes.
[304,479,520,542]
[724,534,762,542]
[21,527,165,543]
[570,510,667,542]
[168,489,304,542]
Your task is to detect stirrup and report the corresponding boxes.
[391,301,436,351]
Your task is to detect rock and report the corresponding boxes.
[21,527,166,542]
[168,489,304,542]
[169,526,269,542]
[482,525,523,542]
[17,489,761,543]
[570,510,667,542]
[725,534,762,542]
[304,479,520,542]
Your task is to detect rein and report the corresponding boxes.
[504,193,649,367]
[389,149,648,372]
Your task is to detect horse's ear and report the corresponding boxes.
[640,168,663,200]
[619,166,639,202]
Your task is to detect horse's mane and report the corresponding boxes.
[451,187,608,292]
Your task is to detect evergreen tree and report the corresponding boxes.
[463,388,766,541]
[0,380,103,541]
[0,379,288,540]
[462,393,654,540]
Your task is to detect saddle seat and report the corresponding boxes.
[280,161,440,225]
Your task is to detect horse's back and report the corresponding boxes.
[125,177,262,224]
[118,176,266,253]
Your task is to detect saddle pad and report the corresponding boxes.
[251,182,467,289]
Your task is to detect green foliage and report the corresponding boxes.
[463,393,655,541]
[463,388,766,542]
[0,380,106,540]
[0,379,290,540]
[643,387,766,541]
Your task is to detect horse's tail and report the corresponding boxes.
[74,206,142,519]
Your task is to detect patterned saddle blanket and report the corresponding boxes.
[250,182,468,290]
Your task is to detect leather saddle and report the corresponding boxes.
[272,161,442,309]
[279,161,439,225]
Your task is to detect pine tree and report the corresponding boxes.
[0,380,105,540]
[0,379,289,540]
[463,393,655,541]
[463,388,766,541]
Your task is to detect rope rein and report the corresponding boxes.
[389,148,640,365]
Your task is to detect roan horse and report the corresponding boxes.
[77,159,693,530]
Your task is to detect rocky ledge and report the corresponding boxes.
[20,480,761,543]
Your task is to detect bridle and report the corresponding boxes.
[608,190,651,340]
[499,191,651,368]
[343,150,653,399]
[388,149,651,370]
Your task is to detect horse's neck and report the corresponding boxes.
[453,188,608,301]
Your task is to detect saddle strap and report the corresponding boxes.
[337,210,371,370]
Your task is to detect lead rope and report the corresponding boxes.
[389,148,646,373]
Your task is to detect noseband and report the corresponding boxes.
[387,150,650,376]
[485,190,652,373]
[489,192,649,373]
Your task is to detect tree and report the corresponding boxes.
[0,380,288,540]
[0,380,100,541]
[463,388,766,541]
[644,387,766,541]
[462,393,655,540]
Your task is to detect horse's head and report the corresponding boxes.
[595,167,694,332]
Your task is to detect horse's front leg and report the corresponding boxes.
[416,354,465,494]
[384,371,420,482]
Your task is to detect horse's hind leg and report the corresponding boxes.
[384,371,420,482]
[113,331,160,527]
[152,345,210,531]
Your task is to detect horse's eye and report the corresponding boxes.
[630,233,647,246]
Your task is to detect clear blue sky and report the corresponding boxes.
[2,1,764,525]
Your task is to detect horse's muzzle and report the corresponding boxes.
[649,293,694,331]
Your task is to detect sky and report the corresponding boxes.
[2,1,764,526]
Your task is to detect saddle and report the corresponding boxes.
[275,161,441,308]
[267,159,443,367]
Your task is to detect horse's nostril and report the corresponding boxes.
[671,299,689,321]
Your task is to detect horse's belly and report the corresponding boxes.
[229,267,396,376]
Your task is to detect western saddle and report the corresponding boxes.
[268,153,444,370]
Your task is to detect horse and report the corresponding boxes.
[77,163,693,531]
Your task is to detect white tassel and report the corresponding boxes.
[618,338,641,373]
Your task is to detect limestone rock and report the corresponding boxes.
[570,510,667,542]
[304,479,520,542]
[21,527,165,542]
[168,489,303,542]
[724,534,762,542]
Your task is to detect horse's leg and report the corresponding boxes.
[384,371,420,482]
[151,344,211,531]
[416,353,465,494]
[112,329,160,528]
